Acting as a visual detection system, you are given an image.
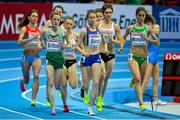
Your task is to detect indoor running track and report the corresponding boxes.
[0,40,180,119]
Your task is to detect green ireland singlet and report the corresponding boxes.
[45,28,65,69]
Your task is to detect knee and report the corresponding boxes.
[48,82,54,89]
[134,77,141,84]
[101,72,106,80]
[34,74,39,81]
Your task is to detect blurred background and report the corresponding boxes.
[0,0,179,41]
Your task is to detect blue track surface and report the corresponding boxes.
[0,40,180,119]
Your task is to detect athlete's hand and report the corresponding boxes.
[104,50,109,55]
[37,46,43,51]
[141,34,148,40]
[59,42,65,48]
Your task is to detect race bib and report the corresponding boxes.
[131,32,146,46]
[46,38,61,52]
[28,32,38,46]
[88,34,101,48]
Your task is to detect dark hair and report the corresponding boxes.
[18,9,38,29]
[50,12,61,20]
[135,7,146,15]
[64,16,74,22]
[145,13,155,25]
[53,5,64,13]
[102,4,113,13]
[86,9,96,19]
[95,8,103,13]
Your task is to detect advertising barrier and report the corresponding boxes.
[1,3,179,41]
[161,53,180,102]
[53,3,152,35]
[0,3,52,40]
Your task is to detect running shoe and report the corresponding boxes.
[20,81,25,92]
[139,103,145,111]
[83,91,89,104]
[31,100,36,107]
[154,99,167,106]
[96,96,103,112]
[51,108,56,115]
[63,105,69,112]
[88,107,95,116]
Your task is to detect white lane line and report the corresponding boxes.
[22,85,106,120]
[0,106,43,120]
[0,49,22,52]
[0,56,46,62]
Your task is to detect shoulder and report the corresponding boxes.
[95,21,100,28]
[46,20,51,25]
[127,25,134,31]
[37,27,42,33]
[81,27,87,34]
[20,26,26,33]
[146,24,152,31]
[44,20,51,29]
[113,23,120,28]
[73,32,79,37]
[59,27,67,36]
[113,23,121,31]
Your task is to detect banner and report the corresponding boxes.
[0,3,52,40]
[153,6,180,41]
[53,3,152,35]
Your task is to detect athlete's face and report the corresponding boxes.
[96,12,103,22]
[64,19,74,30]
[103,8,113,20]
[136,11,146,23]
[28,12,38,24]
[153,24,160,35]
[51,15,61,28]
[88,13,96,25]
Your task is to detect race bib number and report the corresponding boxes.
[131,32,146,46]
[28,32,38,46]
[46,38,61,52]
[88,34,101,48]
[64,49,75,56]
